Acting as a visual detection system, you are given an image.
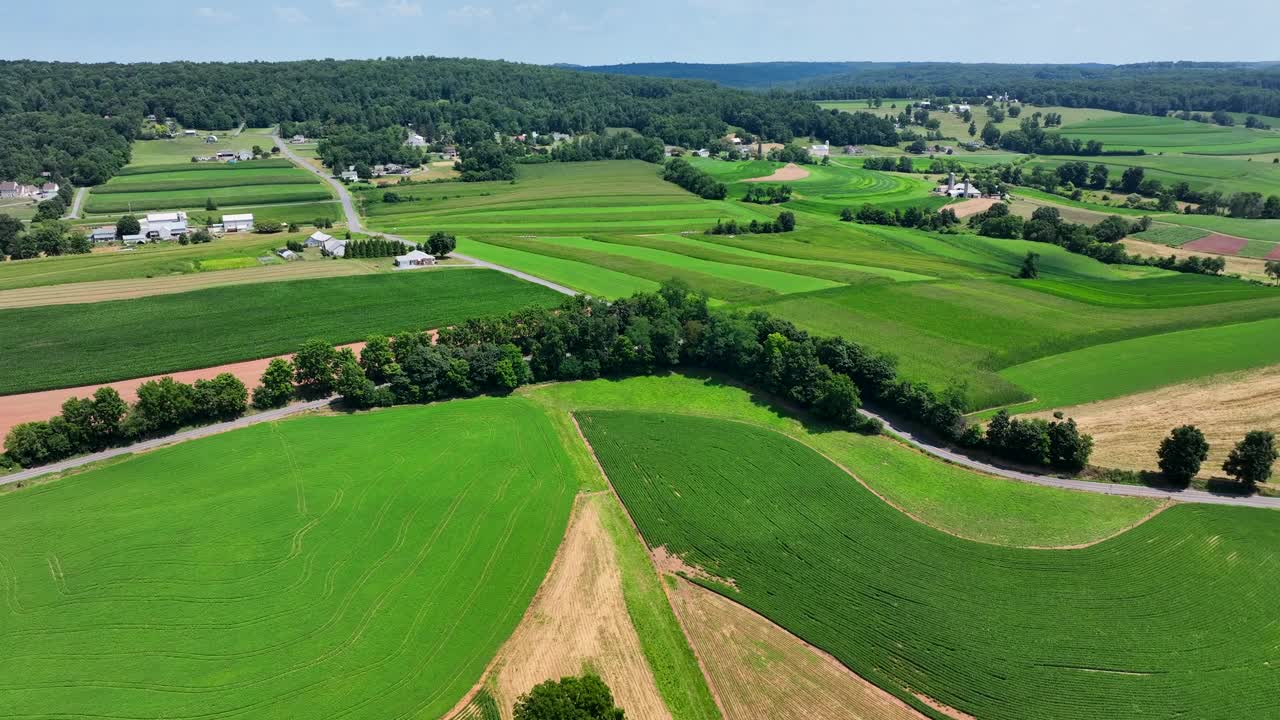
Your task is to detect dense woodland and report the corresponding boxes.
[0,57,898,185]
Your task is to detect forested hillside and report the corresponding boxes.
[0,57,896,184]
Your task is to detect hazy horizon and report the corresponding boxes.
[2,0,1275,66]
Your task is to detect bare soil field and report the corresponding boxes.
[1267,245,1280,260]
[0,342,364,441]
[1031,364,1280,475]
[1121,238,1272,280]
[946,197,1000,218]
[667,577,926,720]
[0,261,377,309]
[489,492,670,720]
[744,163,810,182]
[1183,233,1248,255]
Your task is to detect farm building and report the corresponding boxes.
[322,239,347,257]
[205,135,218,143]
[215,151,236,161]
[694,148,711,158]
[405,132,427,147]
[40,182,59,195]
[305,231,333,248]
[394,249,436,268]
[222,213,254,232]
[183,129,197,136]
[0,181,35,199]
[276,249,299,260]
[290,134,306,143]
[238,150,252,161]
[441,146,458,159]
[842,145,862,155]
[142,211,189,239]
[90,226,116,242]
[809,143,831,158]
[936,177,982,198]
[340,167,359,182]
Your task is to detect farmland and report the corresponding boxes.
[1055,115,1280,155]
[0,397,576,719]
[126,127,280,166]
[580,410,1280,720]
[85,160,333,214]
[997,316,1280,413]
[0,269,563,395]
[526,374,1158,548]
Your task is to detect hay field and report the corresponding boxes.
[581,410,1280,720]
[0,398,576,719]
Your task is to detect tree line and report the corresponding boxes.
[0,216,92,261]
[1156,425,1276,490]
[706,211,796,235]
[742,184,792,204]
[0,111,133,186]
[661,158,727,199]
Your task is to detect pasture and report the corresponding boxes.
[1056,114,1280,154]
[581,410,1280,720]
[997,315,1280,413]
[0,269,563,395]
[0,398,576,719]
[127,127,278,166]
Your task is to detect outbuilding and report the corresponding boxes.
[305,231,333,248]
[322,239,347,257]
[394,250,436,268]
[222,213,255,232]
[90,226,117,242]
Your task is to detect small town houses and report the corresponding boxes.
[1,181,58,200]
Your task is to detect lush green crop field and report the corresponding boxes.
[0,397,575,719]
[581,410,1280,720]
[363,161,773,237]
[753,277,1280,410]
[95,168,319,194]
[527,374,1158,548]
[1131,224,1211,246]
[998,315,1280,412]
[687,157,946,215]
[1155,214,1280,255]
[0,269,563,394]
[458,238,660,298]
[1058,114,1280,154]
[86,184,332,214]
[1028,151,1280,198]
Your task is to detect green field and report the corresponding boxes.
[0,397,576,719]
[581,410,1280,720]
[998,316,1280,412]
[458,237,661,298]
[1156,214,1280,256]
[86,184,332,214]
[127,127,279,166]
[0,269,563,395]
[1130,224,1211,246]
[78,200,344,228]
[527,374,1157,548]
[1057,115,1280,155]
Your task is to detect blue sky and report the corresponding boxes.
[2,0,1276,65]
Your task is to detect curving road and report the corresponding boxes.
[270,133,578,297]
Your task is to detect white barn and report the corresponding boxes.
[305,231,333,248]
[394,250,436,268]
[223,213,255,232]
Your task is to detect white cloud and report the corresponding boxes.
[386,0,423,16]
[448,4,493,23]
[194,6,236,22]
[273,6,310,23]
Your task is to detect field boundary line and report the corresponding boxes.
[569,413,730,720]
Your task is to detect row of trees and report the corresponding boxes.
[0,217,91,261]
[3,375,247,468]
[661,158,727,199]
[841,205,961,232]
[983,410,1093,471]
[1158,426,1277,488]
[548,132,664,163]
[706,212,796,235]
[742,184,792,204]
[343,238,403,258]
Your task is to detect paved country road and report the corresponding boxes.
[270,133,578,297]
[63,187,87,219]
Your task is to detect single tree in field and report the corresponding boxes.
[1157,425,1209,486]
[513,673,625,720]
[252,358,295,409]
[967,121,977,137]
[115,214,141,239]
[1265,260,1280,285]
[1222,431,1277,489]
[205,197,218,211]
[1018,251,1040,279]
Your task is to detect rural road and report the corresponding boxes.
[64,187,87,219]
[270,133,578,297]
[0,397,334,487]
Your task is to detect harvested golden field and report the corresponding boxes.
[489,493,670,720]
[0,260,378,309]
[667,577,926,720]
[1032,364,1280,475]
[1121,238,1273,281]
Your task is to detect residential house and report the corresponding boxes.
[305,231,333,248]
[441,146,458,159]
[694,148,711,158]
[373,164,386,177]
[340,167,359,182]
[90,226,117,243]
[222,213,255,232]
[291,134,307,143]
[663,145,682,158]
[0,181,31,199]
[394,249,436,268]
[322,239,347,258]
[40,182,60,196]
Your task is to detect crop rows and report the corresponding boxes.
[85,185,332,214]
[0,399,576,719]
[579,410,1280,720]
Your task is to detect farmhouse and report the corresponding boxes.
[340,166,359,182]
[394,249,436,268]
[322,239,347,257]
[291,134,306,143]
[0,181,33,199]
[305,231,333,248]
[40,182,60,195]
[222,213,255,232]
[441,146,458,159]
[694,148,711,158]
